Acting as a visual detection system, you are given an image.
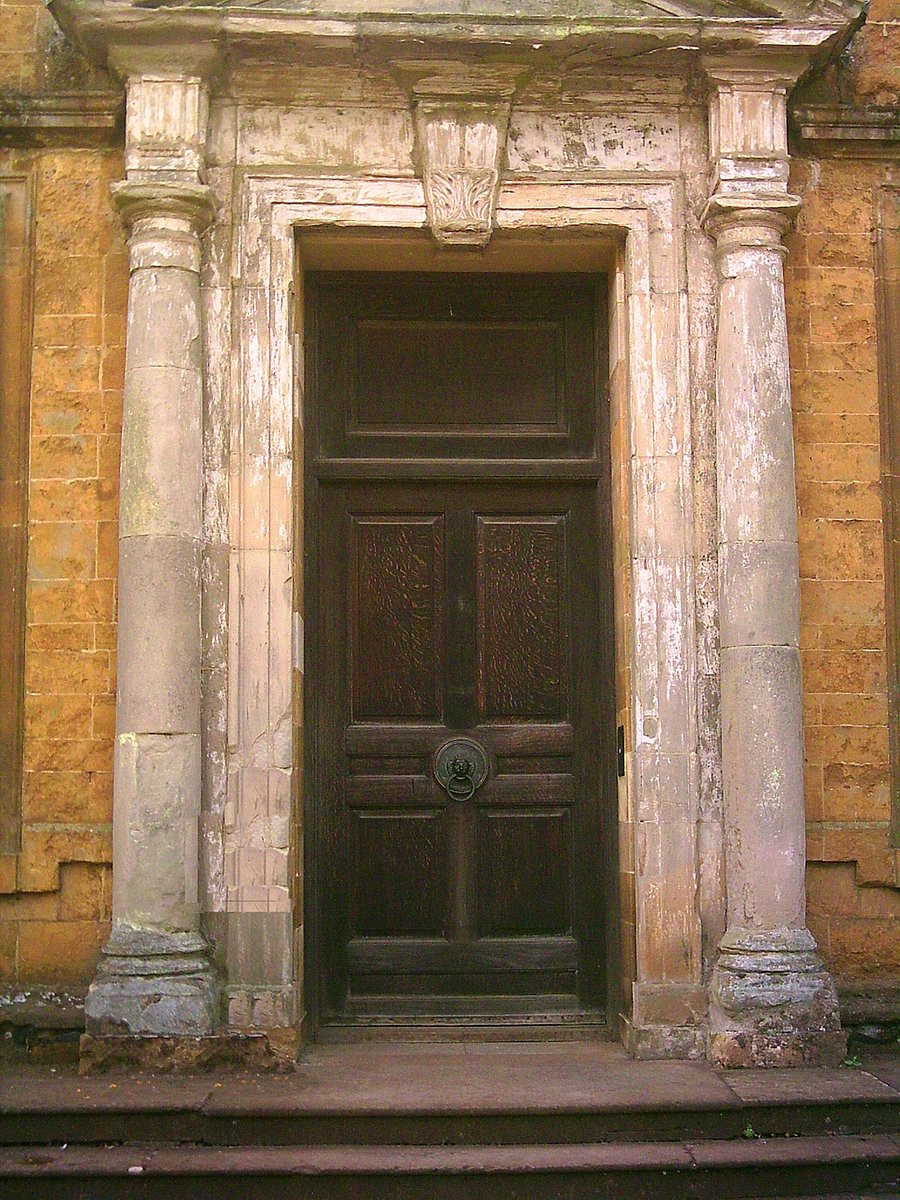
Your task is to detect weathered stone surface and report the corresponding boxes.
[78,1030,297,1074]
[719,644,807,929]
[115,538,201,732]
[709,929,846,1067]
[719,542,801,649]
[85,927,217,1037]
[399,64,528,246]
[112,733,201,926]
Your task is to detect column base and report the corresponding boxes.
[709,927,846,1067]
[84,927,218,1037]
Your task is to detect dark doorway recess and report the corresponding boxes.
[304,272,618,1037]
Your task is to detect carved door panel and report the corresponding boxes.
[307,274,615,1027]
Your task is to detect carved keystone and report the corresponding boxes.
[394,63,530,248]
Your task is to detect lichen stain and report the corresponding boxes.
[121,388,161,533]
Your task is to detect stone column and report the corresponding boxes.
[703,59,844,1067]
[85,73,218,1037]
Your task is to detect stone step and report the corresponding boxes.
[0,1134,898,1199]
[2,1050,898,1148]
[2,1089,897,1147]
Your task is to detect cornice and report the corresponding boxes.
[791,103,900,158]
[46,0,865,79]
[0,93,123,148]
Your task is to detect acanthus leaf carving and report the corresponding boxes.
[423,165,498,247]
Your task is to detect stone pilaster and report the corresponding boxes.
[84,73,218,1037]
[703,59,844,1067]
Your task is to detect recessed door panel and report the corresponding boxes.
[477,808,572,936]
[351,809,447,937]
[476,516,568,721]
[353,319,563,432]
[350,516,444,720]
[314,272,597,460]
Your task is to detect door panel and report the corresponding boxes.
[476,515,568,720]
[308,273,614,1027]
[351,809,447,936]
[477,808,571,935]
[353,318,563,432]
[314,272,597,460]
[350,516,444,720]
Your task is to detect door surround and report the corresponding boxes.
[225,174,708,1055]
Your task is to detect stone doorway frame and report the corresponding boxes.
[228,171,705,1053]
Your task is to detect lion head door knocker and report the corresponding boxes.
[434,738,489,801]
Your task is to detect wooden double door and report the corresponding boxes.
[306,272,616,1031]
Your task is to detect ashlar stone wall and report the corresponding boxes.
[0,0,126,1006]
[789,160,900,982]
[788,0,900,992]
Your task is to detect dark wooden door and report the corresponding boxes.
[306,274,615,1028]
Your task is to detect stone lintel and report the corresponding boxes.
[392,60,530,102]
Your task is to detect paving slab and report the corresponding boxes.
[721,1066,899,1105]
[0,1071,215,1113]
[0,1145,155,1175]
[866,1058,900,1094]
[0,1141,696,1176]
[0,1044,898,1128]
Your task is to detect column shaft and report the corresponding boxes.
[84,182,218,1037]
[707,205,843,1066]
[716,212,806,930]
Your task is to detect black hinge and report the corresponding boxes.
[617,725,626,778]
